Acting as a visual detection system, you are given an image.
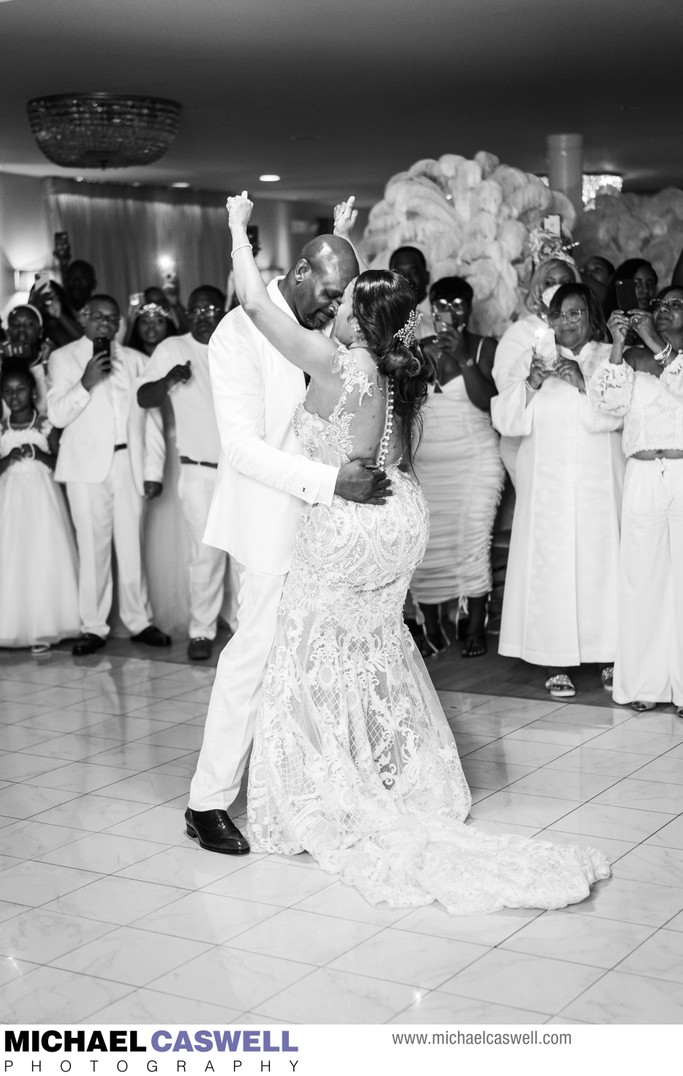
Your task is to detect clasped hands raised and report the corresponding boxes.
[226,190,358,240]
[527,353,585,392]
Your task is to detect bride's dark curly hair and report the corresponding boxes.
[352,269,433,468]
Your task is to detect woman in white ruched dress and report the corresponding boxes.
[410,277,504,659]
[227,194,609,915]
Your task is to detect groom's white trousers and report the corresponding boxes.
[188,563,286,811]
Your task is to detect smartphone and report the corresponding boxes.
[93,337,112,364]
[54,231,69,245]
[433,309,453,334]
[615,278,639,313]
[129,292,145,309]
[34,271,51,291]
[542,214,562,237]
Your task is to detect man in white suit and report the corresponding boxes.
[137,286,227,662]
[48,294,171,656]
[186,235,390,854]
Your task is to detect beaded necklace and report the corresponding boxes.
[8,408,37,431]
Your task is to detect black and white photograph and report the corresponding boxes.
[0,0,682,1054]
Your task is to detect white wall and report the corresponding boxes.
[0,174,52,314]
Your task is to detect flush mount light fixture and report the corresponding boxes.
[259,174,281,182]
[27,93,181,169]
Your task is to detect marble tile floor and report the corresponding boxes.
[1,647,683,1025]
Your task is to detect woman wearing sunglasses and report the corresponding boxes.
[588,286,683,717]
[492,283,625,698]
[409,276,504,659]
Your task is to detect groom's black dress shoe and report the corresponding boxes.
[72,633,106,656]
[185,808,250,855]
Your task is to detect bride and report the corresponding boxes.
[227,192,609,915]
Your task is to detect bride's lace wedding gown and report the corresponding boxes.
[247,348,609,914]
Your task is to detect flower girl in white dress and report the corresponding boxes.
[0,364,79,651]
[227,193,609,915]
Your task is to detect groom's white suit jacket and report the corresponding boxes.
[204,278,338,576]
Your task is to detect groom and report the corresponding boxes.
[186,231,390,854]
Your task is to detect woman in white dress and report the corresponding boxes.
[493,257,580,486]
[227,193,609,915]
[588,288,683,716]
[410,277,504,659]
[491,283,625,699]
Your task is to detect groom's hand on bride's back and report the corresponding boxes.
[335,459,392,505]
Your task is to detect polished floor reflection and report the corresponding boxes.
[1,647,682,1024]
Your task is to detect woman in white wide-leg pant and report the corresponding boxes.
[614,458,683,708]
[588,291,683,715]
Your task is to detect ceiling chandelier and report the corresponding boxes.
[27,93,181,169]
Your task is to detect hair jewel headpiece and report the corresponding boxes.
[527,226,578,269]
[394,309,422,346]
[138,302,171,320]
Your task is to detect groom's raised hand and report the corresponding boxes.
[335,458,392,505]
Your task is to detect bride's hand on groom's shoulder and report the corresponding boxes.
[335,458,392,505]
[333,196,357,240]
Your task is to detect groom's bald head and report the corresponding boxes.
[282,235,359,330]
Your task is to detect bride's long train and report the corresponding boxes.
[247,466,609,915]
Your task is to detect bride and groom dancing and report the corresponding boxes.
[186,193,609,914]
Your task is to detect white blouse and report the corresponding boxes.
[587,354,683,457]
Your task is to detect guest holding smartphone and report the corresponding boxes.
[588,286,683,716]
[47,295,170,655]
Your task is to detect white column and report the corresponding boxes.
[546,133,584,215]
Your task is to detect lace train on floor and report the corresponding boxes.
[247,464,610,914]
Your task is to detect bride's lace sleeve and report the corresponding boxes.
[586,357,634,415]
[661,353,683,398]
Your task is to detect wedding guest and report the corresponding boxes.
[389,246,435,338]
[2,305,52,417]
[0,364,79,653]
[581,255,615,311]
[410,276,504,658]
[605,258,658,316]
[588,287,683,715]
[492,283,625,698]
[137,287,227,660]
[493,257,580,485]
[47,294,170,656]
[125,300,178,356]
[63,259,97,313]
[124,298,188,636]
[28,279,83,349]
[141,286,190,336]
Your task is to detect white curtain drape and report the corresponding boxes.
[44,178,230,307]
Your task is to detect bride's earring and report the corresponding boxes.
[350,317,366,346]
